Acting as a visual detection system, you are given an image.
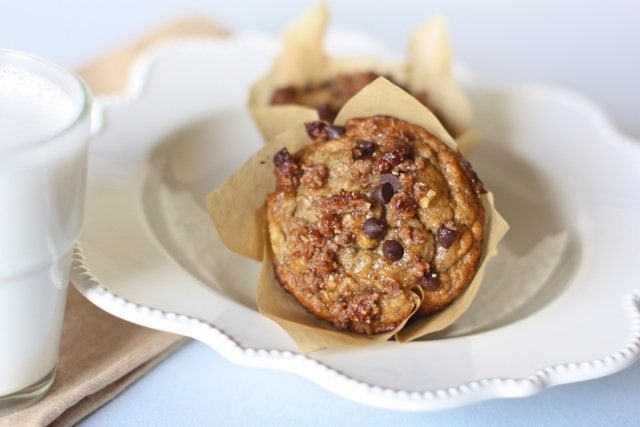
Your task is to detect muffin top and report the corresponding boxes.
[266,115,485,334]
[270,71,381,122]
[269,71,454,135]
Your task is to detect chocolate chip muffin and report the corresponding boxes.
[270,72,452,134]
[266,115,485,334]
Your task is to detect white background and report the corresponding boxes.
[2,1,639,425]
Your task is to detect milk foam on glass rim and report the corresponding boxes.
[0,49,91,414]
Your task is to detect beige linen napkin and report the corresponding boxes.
[0,17,226,427]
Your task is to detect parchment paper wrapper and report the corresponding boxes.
[248,3,478,154]
[207,77,508,352]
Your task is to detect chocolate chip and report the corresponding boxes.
[363,218,386,239]
[352,140,376,160]
[437,225,458,249]
[304,121,345,140]
[420,272,440,292]
[380,173,402,192]
[304,121,326,139]
[273,148,290,166]
[315,102,334,122]
[372,182,394,204]
[270,86,297,104]
[324,124,346,140]
[382,240,404,261]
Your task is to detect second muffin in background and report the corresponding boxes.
[249,3,475,147]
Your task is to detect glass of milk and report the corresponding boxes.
[0,49,92,415]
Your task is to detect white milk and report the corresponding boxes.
[0,64,89,397]
[0,66,77,147]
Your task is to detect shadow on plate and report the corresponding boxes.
[428,87,582,338]
[141,107,263,309]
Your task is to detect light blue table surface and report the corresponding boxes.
[3,1,639,425]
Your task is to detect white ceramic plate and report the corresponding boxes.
[71,34,640,411]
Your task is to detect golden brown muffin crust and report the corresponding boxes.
[266,116,485,334]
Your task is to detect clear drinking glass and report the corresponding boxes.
[0,49,92,415]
